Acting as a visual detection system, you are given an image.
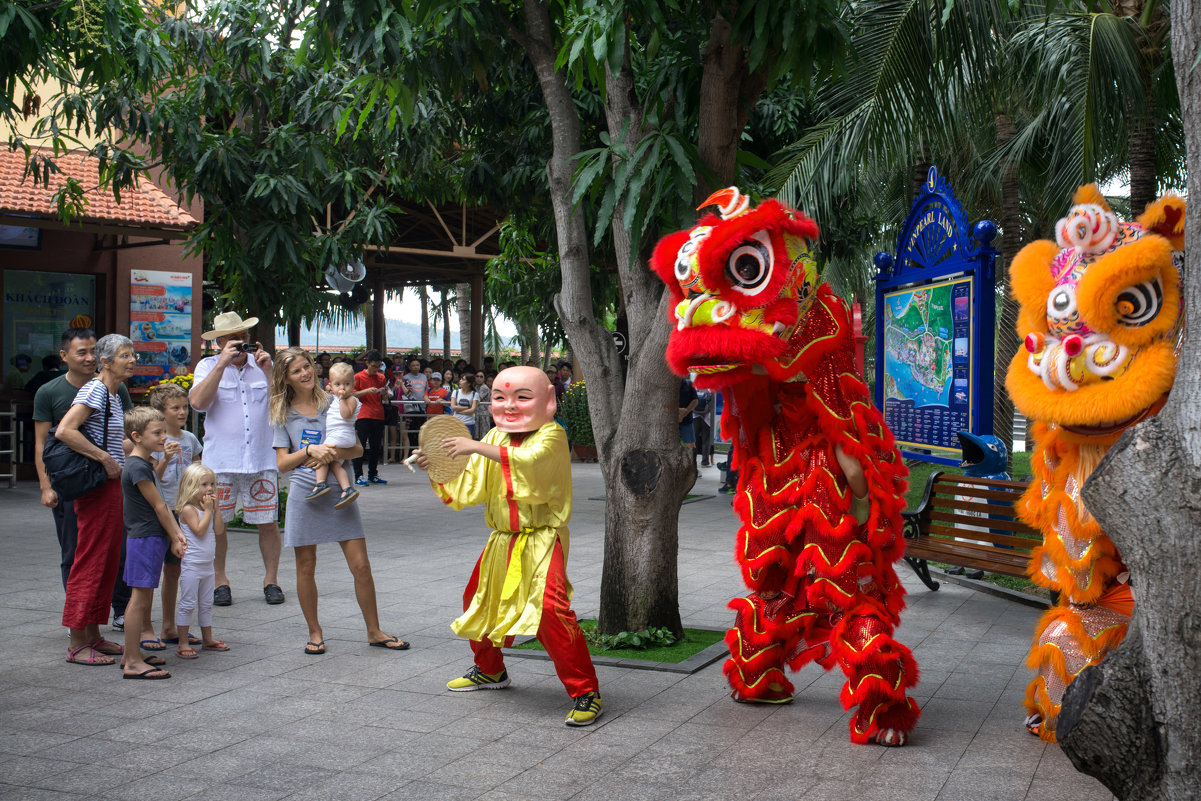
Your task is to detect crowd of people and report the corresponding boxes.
[30,310,715,689]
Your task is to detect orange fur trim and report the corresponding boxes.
[1024,678,1059,742]
[1007,342,1178,430]
[1136,194,1186,250]
[1072,183,1110,209]
[1076,235,1181,347]
[1010,240,1061,332]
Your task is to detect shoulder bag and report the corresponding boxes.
[43,390,111,502]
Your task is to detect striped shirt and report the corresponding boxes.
[72,378,126,466]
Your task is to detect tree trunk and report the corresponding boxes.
[695,10,766,205]
[248,299,276,356]
[454,282,471,364]
[419,284,430,359]
[1127,52,1157,216]
[1057,8,1201,797]
[521,0,682,637]
[287,318,301,348]
[994,112,1021,470]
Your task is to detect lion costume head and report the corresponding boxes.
[1006,184,1184,445]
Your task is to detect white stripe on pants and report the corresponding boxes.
[176,561,216,628]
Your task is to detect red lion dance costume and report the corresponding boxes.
[1007,184,1184,742]
[651,188,920,746]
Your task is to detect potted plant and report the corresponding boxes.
[560,380,597,461]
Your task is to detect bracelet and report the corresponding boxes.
[305,445,311,458]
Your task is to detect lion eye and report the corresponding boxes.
[726,231,773,295]
[1116,280,1163,326]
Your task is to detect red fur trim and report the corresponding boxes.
[649,228,692,287]
[1136,194,1185,250]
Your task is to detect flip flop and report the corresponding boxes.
[89,637,124,656]
[140,638,167,651]
[176,648,199,660]
[368,636,410,651]
[304,640,326,655]
[161,634,201,645]
[202,641,231,652]
[66,643,115,666]
[120,655,166,668]
[123,667,171,680]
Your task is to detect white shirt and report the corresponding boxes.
[192,355,276,474]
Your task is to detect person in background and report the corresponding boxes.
[450,374,479,438]
[4,352,32,390]
[145,382,202,649]
[678,375,699,472]
[55,334,136,665]
[118,406,188,679]
[398,357,428,456]
[352,350,390,487]
[189,312,283,607]
[315,352,332,389]
[692,379,715,468]
[34,329,133,597]
[24,354,66,394]
[425,373,450,417]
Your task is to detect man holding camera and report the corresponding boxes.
[189,312,284,606]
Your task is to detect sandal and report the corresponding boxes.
[123,667,171,680]
[203,641,231,652]
[334,487,360,510]
[66,643,115,666]
[368,636,410,651]
[121,655,166,668]
[140,638,166,651]
[176,647,199,659]
[89,637,124,656]
[304,640,326,655]
[161,633,201,645]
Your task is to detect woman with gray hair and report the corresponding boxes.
[55,334,136,666]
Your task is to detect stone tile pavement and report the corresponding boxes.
[0,461,1114,800]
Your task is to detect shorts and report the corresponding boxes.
[124,536,169,588]
[217,470,278,525]
[679,420,697,445]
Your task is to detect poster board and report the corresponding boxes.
[873,166,997,465]
[129,269,193,388]
[3,270,95,384]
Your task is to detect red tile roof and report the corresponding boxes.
[0,147,197,233]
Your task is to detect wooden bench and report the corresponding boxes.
[901,472,1041,591]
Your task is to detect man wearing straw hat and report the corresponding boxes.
[189,312,284,606]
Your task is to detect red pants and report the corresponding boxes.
[464,537,598,698]
[63,478,123,629]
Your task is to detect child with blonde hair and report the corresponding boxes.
[307,362,359,509]
[173,463,229,658]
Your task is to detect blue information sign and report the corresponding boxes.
[874,167,997,465]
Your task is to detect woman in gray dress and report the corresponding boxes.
[270,348,409,655]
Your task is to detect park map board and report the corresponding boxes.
[883,276,972,455]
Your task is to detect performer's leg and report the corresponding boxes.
[461,551,506,676]
[535,539,598,698]
[829,594,921,746]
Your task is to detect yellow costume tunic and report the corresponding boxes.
[434,422,573,645]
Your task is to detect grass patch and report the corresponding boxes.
[514,620,725,664]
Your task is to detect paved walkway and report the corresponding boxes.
[0,462,1113,800]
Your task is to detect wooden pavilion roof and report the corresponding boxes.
[367,199,503,288]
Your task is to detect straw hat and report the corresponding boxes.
[202,311,259,341]
[418,416,471,484]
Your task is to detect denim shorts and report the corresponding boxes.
[123,536,168,588]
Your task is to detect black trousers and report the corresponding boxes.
[353,418,385,479]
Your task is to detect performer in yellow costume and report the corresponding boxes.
[415,366,602,726]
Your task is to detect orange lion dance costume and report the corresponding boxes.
[651,188,919,746]
[1007,184,1184,742]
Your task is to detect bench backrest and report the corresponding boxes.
[911,472,1041,553]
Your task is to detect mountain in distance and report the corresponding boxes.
[275,317,461,352]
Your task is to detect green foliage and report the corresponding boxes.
[581,621,678,651]
[560,380,594,447]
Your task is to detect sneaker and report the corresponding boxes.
[213,585,232,606]
[447,666,510,692]
[305,482,331,501]
[111,615,124,632]
[368,475,388,485]
[355,477,369,486]
[333,487,360,510]
[565,691,603,726]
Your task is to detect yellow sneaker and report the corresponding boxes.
[565,691,603,726]
[446,666,510,692]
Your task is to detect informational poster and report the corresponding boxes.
[3,270,95,385]
[129,269,193,387]
[882,276,973,455]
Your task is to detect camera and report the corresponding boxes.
[234,342,259,353]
